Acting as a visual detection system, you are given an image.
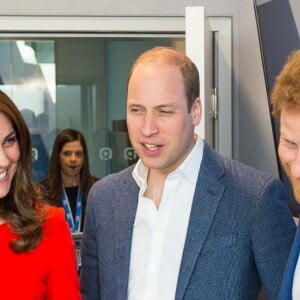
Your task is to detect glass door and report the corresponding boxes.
[0,14,232,180]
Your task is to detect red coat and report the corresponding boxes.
[0,205,81,299]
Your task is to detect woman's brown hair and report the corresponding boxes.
[0,90,44,253]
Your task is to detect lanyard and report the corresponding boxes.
[62,186,83,233]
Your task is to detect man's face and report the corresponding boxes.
[278,109,300,203]
[126,63,201,175]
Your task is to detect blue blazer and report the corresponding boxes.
[279,225,300,300]
[80,142,296,300]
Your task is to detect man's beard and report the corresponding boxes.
[283,163,300,204]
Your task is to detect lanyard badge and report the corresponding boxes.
[62,186,83,232]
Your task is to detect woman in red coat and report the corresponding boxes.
[0,90,81,299]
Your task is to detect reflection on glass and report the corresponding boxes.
[0,38,184,181]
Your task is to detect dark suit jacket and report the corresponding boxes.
[279,225,300,299]
[80,142,296,300]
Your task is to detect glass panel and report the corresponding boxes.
[0,40,55,181]
[0,37,184,181]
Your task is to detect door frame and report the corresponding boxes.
[0,14,232,157]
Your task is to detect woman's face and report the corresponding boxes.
[59,140,84,180]
[0,112,20,199]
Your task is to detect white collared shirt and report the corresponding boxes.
[293,253,300,299]
[127,136,204,300]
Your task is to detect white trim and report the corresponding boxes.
[210,17,232,157]
[185,7,207,141]
[0,16,184,33]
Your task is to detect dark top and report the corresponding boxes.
[65,186,79,219]
[39,176,98,231]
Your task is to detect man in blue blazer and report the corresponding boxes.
[271,49,300,300]
[80,47,296,300]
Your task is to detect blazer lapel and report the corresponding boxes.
[175,143,226,300]
[279,225,300,299]
[113,171,139,299]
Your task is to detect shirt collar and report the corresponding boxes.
[132,134,204,187]
[178,135,203,184]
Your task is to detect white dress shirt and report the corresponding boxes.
[293,253,300,299]
[127,136,204,300]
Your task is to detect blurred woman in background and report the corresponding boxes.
[40,128,98,233]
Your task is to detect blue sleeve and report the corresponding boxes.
[252,177,296,299]
[80,187,101,300]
